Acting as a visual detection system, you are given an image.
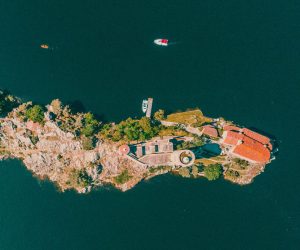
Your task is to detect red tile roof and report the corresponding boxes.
[201,125,218,138]
[222,131,243,145]
[242,128,270,145]
[233,140,271,163]
[223,125,241,132]
[222,128,272,163]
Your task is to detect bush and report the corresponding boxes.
[69,169,93,188]
[192,165,199,177]
[204,164,223,181]
[82,136,95,150]
[114,170,132,184]
[80,112,100,137]
[233,158,249,167]
[178,167,190,178]
[154,109,165,120]
[227,169,240,178]
[25,105,45,124]
[100,117,160,142]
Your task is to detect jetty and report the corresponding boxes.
[146,98,153,118]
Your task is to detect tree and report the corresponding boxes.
[25,105,45,124]
[80,112,100,137]
[204,164,223,181]
[154,109,165,121]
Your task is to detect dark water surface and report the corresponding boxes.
[0,1,300,249]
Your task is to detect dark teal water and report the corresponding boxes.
[0,1,300,249]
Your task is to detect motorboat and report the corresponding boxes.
[154,39,168,46]
[142,100,148,113]
[40,44,49,49]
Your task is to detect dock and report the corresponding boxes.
[146,98,153,118]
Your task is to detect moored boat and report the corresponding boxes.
[142,100,148,113]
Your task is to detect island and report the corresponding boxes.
[0,90,276,193]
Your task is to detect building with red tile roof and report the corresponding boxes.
[220,126,272,163]
[222,131,243,146]
[242,128,270,145]
[223,125,241,132]
[233,140,271,163]
[201,125,219,138]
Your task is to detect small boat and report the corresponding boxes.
[154,39,168,46]
[40,44,49,49]
[142,100,148,113]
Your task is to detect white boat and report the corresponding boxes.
[154,39,168,46]
[142,100,148,113]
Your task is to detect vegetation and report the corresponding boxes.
[148,166,171,174]
[158,126,189,137]
[29,135,39,145]
[178,167,191,178]
[114,170,132,184]
[0,90,20,115]
[69,169,93,188]
[25,105,45,124]
[176,137,204,150]
[233,158,249,169]
[81,136,95,150]
[204,164,223,181]
[80,112,100,137]
[153,109,165,121]
[226,169,240,179]
[191,165,199,177]
[100,117,160,142]
[165,109,212,127]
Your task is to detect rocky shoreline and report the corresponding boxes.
[0,93,275,193]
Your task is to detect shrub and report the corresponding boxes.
[114,170,132,184]
[80,112,100,137]
[69,169,93,188]
[25,105,45,124]
[154,109,165,120]
[178,167,190,178]
[204,164,223,181]
[82,136,95,150]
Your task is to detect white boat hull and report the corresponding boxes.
[142,100,148,113]
[154,39,168,46]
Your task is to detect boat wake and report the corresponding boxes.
[167,41,181,46]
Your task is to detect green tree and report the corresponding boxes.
[154,109,165,121]
[204,164,223,181]
[25,105,45,124]
[81,112,100,137]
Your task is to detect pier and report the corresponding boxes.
[146,98,153,118]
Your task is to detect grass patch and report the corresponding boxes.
[165,109,211,127]
[114,170,132,184]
